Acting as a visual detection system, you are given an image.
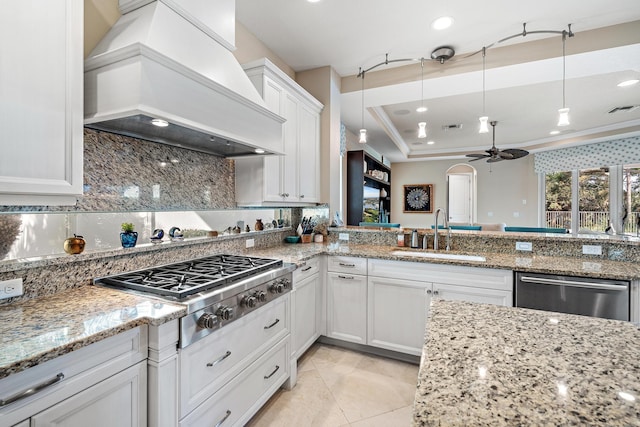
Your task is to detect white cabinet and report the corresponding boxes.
[367,276,429,355]
[31,361,146,427]
[237,58,323,205]
[292,258,322,359]
[433,282,512,307]
[326,256,368,345]
[0,0,83,205]
[0,327,147,427]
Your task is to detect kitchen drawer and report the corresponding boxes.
[0,327,147,426]
[179,296,289,418]
[293,257,320,283]
[179,336,290,427]
[327,256,367,275]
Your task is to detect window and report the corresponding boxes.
[543,164,640,235]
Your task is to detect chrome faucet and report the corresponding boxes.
[433,208,451,251]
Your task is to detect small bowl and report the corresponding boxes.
[285,236,300,243]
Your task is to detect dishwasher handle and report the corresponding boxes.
[519,275,628,292]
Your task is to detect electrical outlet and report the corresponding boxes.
[515,241,532,251]
[0,278,23,300]
[245,238,255,248]
[339,233,349,241]
[582,245,602,255]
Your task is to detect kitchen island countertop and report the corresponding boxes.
[413,300,640,426]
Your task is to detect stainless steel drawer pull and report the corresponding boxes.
[214,410,231,427]
[301,266,312,272]
[207,350,232,367]
[0,373,64,407]
[264,318,280,329]
[520,276,628,291]
[264,365,280,379]
[338,262,356,267]
[338,275,354,280]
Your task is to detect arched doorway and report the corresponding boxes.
[446,164,477,224]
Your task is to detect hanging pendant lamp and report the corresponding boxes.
[416,58,427,138]
[557,31,570,127]
[359,68,367,144]
[478,47,489,134]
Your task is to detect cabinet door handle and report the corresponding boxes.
[214,410,231,427]
[301,266,312,272]
[433,290,440,296]
[0,373,64,407]
[264,318,280,329]
[338,275,354,280]
[338,263,356,267]
[426,289,432,295]
[264,365,280,379]
[207,350,232,367]
[300,194,305,198]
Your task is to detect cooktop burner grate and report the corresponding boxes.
[95,254,282,299]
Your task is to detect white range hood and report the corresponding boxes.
[84,0,284,157]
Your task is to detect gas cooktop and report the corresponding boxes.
[94,254,283,300]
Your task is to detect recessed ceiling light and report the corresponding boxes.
[151,118,169,127]
[427,140,435,145]
[254,148,265,154]
[432,16,453,30]
[617,79,639,87]
[307,0,321,3]
[549,130,561,135]
[416,106,428,113]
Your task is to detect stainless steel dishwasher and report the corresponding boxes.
[514,272,630,321]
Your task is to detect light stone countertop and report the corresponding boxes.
[0,286,185,380]
[413,300,640,426]
[2,242,639,381]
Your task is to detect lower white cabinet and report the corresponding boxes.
[367,277,429,355]
[433,282,512,307]
[292,258,322,359]
[0,327,147,427]
[31,361,146,427]
[326,271,367,344]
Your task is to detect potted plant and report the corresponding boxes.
[120,222,138,248]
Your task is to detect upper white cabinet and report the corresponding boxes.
[236,58,323,205]
[0,0,83,206]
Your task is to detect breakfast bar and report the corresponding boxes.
[413,300,640,426]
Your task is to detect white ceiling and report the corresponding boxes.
[236,0,640,163]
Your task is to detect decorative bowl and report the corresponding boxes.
[285,236,300,243]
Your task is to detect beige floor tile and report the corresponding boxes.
[350,405,414,427]
[321,364,416,423]
[354,353,419,386]
[246,368,349,427]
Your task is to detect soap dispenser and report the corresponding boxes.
[410,229,419,248]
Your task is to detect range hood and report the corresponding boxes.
[84,0,284,157]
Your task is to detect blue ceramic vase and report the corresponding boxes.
[120,231,138,248]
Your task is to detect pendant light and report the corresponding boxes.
[478,47,489,134]
[417,58,427,138]
[557,31,570,127]
[359,68,367,144]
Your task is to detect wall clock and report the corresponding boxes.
[403,184,433,213]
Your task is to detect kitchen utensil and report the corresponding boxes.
[63,234,85,254]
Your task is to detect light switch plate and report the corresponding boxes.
[0,278,23,300]
[339,233,349,241]
[582,245,602,255]
[515,241,532,251]
[245,238,254,248]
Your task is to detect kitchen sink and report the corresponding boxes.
[391,251,486,262]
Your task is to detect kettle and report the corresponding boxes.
[410,229,419,248]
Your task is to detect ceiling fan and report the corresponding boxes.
[466,121,529,163]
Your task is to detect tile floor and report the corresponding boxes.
[246,343,419,426]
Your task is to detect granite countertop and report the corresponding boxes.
[0,286,185,380]
[249,243,640,280]
[413,300,640,426]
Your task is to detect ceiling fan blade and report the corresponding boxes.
[501,148,529,159]
[468,156,486,162]
[498,151,514,160]
[466,153,487,158]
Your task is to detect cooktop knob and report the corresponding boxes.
[256,290,267,302]
[242,295,257,308]
[280,278,291,289]
[197,313,218,329]
[217,306,234,321]
[270,283,284,294]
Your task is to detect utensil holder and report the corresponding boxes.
[301,234,312,243]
